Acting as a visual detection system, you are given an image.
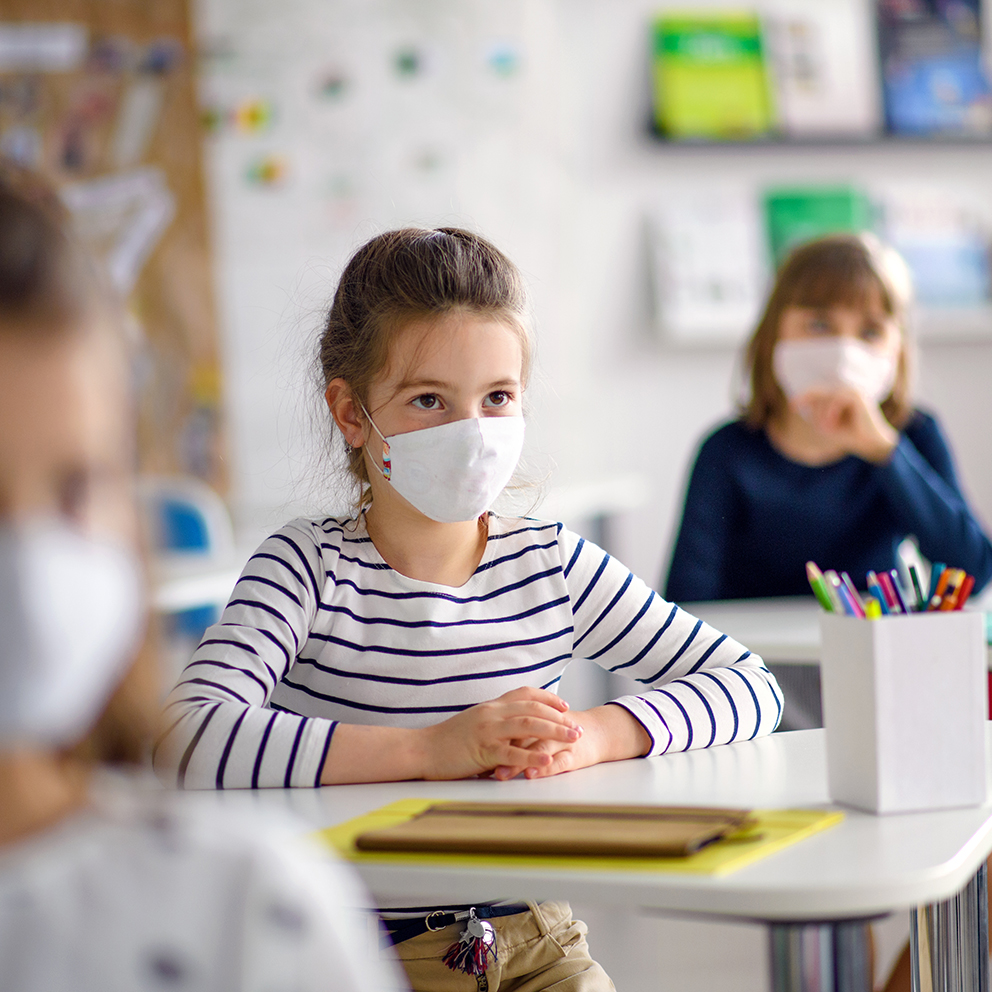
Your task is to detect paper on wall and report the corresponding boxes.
[112,78,165,168]
[0,23,87,73]
[762,0,882,137]
[60,167,176,295]
[649,188,766,346]
[880,183,992,310]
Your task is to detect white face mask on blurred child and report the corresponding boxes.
[773,338,898,406]
[0,520,144,747]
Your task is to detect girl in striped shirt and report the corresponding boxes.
[159,227,783,991]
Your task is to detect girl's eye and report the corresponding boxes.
[860,323,884,342]
[411,394,440,410]
[484,390,512,408]
[807,317,833,335]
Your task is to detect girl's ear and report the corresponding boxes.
[325,379,365,448]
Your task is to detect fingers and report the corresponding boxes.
[480,698,582,739]
[506,712,581,740]
[498,686,570,711]
[494,748,577,781]
[494,743,556,772]
[492,737,576,781]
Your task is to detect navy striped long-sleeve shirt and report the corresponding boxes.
[157,514,783,789]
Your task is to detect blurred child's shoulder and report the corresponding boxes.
[698,418,766,456]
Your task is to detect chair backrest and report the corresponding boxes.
[138,475,235,556]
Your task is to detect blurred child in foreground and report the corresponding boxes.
[0,163,401,992]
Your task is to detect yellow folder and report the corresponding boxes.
[317,800,843,877]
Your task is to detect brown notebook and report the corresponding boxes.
[354,802,756,858]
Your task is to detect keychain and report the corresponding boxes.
[443,907,497,988]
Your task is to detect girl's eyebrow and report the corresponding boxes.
[394,376,521,391]
[395,377,450,391]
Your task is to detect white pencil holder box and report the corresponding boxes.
[820,611,988,815]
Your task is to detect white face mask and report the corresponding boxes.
[362,410,526,523]
[0,520,144,747]
[773,338,898,405]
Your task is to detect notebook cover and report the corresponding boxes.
[318,800,844,877]
[652,13,774,139]
[355,802,755,858]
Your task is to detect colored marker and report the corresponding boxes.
[939,569,965,611]
[839,572,866,618]
[823,570,848,614]
[929,567,952,608]
[805,561,836,613]
[865,596,882,619]
[957,574,976,609]
[908,564,925,611]
[866,571,891,615]
[928,562,947,601]
[837,584,860,616]
[888,570,910,614]
[877,571,903,614]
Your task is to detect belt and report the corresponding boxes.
[382,903,529,945]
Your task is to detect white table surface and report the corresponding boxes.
[150,551,244,613]
[225,727,992,923]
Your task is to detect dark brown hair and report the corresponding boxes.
[0,160,157,766]
[0,160,95,331]
[742,233,914,429]
[318,227,531,497]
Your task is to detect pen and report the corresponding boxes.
[938,569,965,611]
[927,568,953,610]
[956,574,976,609]
[839,572,866,617]
[908,564,925,611]
[805,561,836,613]
[864,596,882,620]
[838,572,866,618]
[824,570,857,615]
[866,571,891,615]
[875,571,902,614]
[928,562,946,601]
[888,570,909,614]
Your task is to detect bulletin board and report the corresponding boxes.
[0,0,226,491]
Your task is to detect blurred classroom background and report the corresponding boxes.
[3,0,992,987]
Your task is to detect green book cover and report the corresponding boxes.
[652,12,774,139]
[764,187,875,264]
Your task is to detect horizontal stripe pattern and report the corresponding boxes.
[156,514,782,789]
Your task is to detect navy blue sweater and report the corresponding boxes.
[664,411,992,602]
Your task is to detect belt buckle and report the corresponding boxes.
[425,911,448,932]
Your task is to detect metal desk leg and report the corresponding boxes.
[768,920,872,992]
[910,860,989,992]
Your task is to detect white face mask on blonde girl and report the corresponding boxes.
[767,284,904,467]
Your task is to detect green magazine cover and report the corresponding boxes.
[764,186,875,264]
[652,13,774,139]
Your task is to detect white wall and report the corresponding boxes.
[196,0,992,587]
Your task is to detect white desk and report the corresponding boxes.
[233,728,992,992]
[150,551,244,613]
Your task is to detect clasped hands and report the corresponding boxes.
[421,686,650,782]
[793,384,898,464]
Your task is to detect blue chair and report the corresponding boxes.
[139,476,236,641]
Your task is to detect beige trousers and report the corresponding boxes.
[392,901,615,992]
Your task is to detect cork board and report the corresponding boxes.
[0,0,226,491]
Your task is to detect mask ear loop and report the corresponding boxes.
[357,401,391,481]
